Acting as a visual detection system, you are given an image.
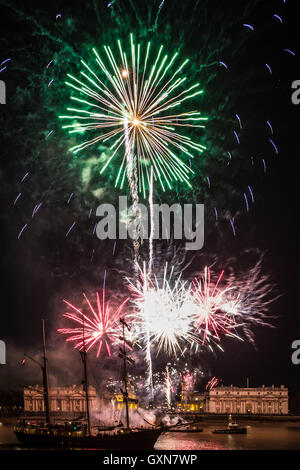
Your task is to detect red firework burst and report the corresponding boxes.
[58,290,129,357]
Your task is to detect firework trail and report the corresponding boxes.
[148,165,154,276]
[145,327,154,399]
[124,111,140,264]
[58,290,129,357]
[164,364,172,409]
[150,366,182,404]
[206,376,219,390]
[141,262,154,399]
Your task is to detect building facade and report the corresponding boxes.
[208,385,288,415]
[24,385,96,414]
[178,389,208,413]
[114,381,138,411]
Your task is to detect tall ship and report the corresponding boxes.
[14,319,164,449]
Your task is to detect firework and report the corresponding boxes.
[224,257,277,343]
[191,258,277,349]
[128,262,197,357]
[164,364,172,409]
[181,370,197,391]
[149,366,182,404]
[127,261,195,398]
[206,376,219,390]
[190,267,244,351]
[59,34,207,195]
[58,290,129,357]
[127,254,275,364]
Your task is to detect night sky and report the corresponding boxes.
[0,0,299,395]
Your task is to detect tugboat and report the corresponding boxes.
[166,426,203,433]
[212,414,247,434]
[15,319,163,449]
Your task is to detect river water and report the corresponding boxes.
[1,419,300,450]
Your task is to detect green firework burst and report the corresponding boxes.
[59,34,207,196]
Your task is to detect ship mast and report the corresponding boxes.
[42,319,51,426]
[121,320,130,429]
[24,319,51,425]
[80,319,91,436]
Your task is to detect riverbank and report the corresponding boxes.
[199,414,300,422]
[2,413,300,425]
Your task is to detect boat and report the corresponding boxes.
[15,319,164,449]
[212,414,247,434]
[14,422,162,449]
[166,426,203,433]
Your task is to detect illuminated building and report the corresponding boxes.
[114,382,138,411]
[24,385,96,414]
[178,389,208,413]
[105,376,139,411]
[208,385,289,415]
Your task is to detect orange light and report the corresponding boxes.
[121,70,128,78]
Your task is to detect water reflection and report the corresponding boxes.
[155,421,300,450]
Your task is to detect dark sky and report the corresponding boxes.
[0,0,299,394]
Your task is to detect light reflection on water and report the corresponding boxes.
[155,421,300,450]
[1,420,300,450]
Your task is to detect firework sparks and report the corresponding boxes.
[14,193,22,205]
[243,192,249,212]
[127,253,275,361]
[266,120,273,134]
[181,370,197,391]
[58,290,129,357]
[21,171,29,182]
[243,24,255,31]
[265,63,272,74]
[191,258,276,348]
[164,364,172,409]
[224,257,278,343]
[17,223,28,239]
[60,34,207,195]
[128,262,197,357]
[191,267,243,349]
[206,376,219,390]
[65,221,76,237]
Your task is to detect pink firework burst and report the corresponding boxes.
[181,371,197,391]
[58,290,129,357]
[191,267,242,348]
